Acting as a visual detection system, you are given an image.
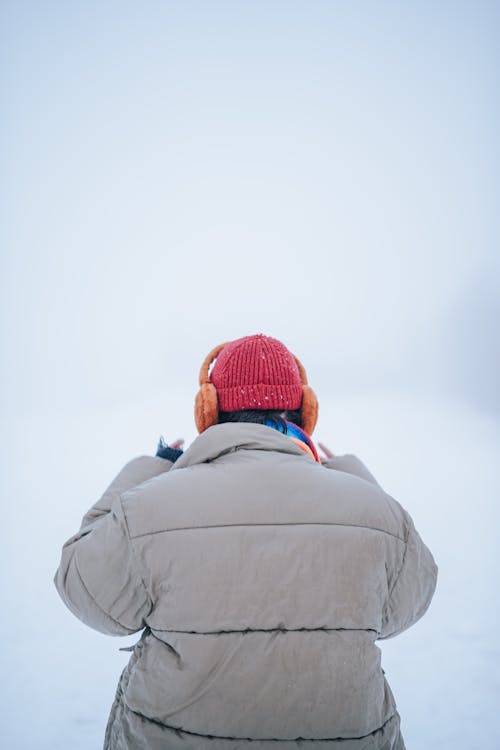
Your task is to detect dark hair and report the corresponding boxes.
[218,409,302,433]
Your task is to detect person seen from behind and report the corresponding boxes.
[54,333,438,749]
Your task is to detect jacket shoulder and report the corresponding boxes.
[119,451,410,544]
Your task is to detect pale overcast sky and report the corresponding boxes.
[1,0,499,420]
[1,7,500,748]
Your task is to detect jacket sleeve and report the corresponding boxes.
[378,513,438,639]
[323,453,380,487]
[53,455,172,636]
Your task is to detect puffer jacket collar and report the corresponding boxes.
[171,422,317,471]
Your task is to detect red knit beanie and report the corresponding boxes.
[210,334,303,412]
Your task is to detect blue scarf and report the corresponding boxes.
[264,419,321,462]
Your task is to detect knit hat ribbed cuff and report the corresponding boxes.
[217,383,303,412]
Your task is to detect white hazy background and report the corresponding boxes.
[1,2,499,749]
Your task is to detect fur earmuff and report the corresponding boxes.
[293,356,319,436]
[300,384,319,436]
[194,343,228,433]
[194,383,219,433]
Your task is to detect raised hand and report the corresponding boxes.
[318,442,334,460]
[169,439,185,450]
[156,436,185,463]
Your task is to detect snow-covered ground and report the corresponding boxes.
[1,389,499,749]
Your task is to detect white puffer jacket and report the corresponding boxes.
[54,422,438,749]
